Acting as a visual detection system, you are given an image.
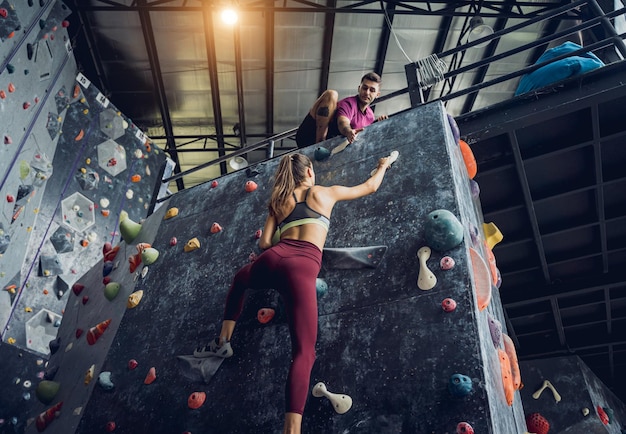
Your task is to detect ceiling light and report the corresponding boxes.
[467,16,494,48]
[221,8,238,25]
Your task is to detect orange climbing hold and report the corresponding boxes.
[187,391,206,409]
[136,243,151,253]
[144,367,156,385]
[86,319,112,345]
[8,83,15,93]
[131,174,141,183]
[104,245,120,262]
[257,308,275,324]
[0,90,5,99]
[459,140,477,179]
[483,241,498,287]
[35,401,63,432]
[498,349,515,406]
[73,84,80,98]
[502,333,521,390]
[75,129,84,141]
[129,253,142,273]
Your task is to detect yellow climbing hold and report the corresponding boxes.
[164,207,178,220]
[7,337,16,344]
[184,238,200,252]
[43,270,50,276]
[27,226,32,233]
[84,365,95,385]
[86,158,91,165]
[483,222,503,250]
[80,167,87,174]
[127,290,143,309]
[83,109,89,115]
[19,160,30,180]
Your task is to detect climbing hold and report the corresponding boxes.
[184,238,200,252]
[424,209,464,252]
[82,295,89,305]
[164,207,178,220]
[25,306,33,313]
[532,379,561,402]
[129,253,142,273]
[315,278,328,298]
[8,83,15,92]
[35,401,63,432]
[141,247,159,265]
[597,406,609,425]
[502,334,521,390]
[74,129,84,141]
[525,413,550,434]
[169,237,177,246]
[446,113,461,144]
[23,102,31,110]
[62,20,70,28]
[127,290,143,309]
[244,181,257,192]
[187,392,206,409]
[144,367,156,385]
[104,282,121,301]
[141,266,148,279]
[128,359,138,370]
[98,372,115,391]
[582,407,590,416]
[487,313,502,349]
[4,136,11,144]
[417,246,436,290]
[102,242,112,256]
[105,421,116,432]
[604,407,614,424]
[498,349,514,405]
[0,8,8,18]
[456,422,474,434]
[103,261,114,277]
[120,218,142,243]
[448,374,473,397]
[311,382,352,414]
[86,319,111,345]
[211,180,218,188]
[440,256,455,270]
[131,174,141,183]
[469,247,492,311]
[314,147,331,161]
[101,209,110,217]
[0,90,5,99]
[257,308,275,324]
[210,222,223,233]
[6,194,14,202]
[84,365,95,385]
[255,229,262,239]
[49,337,61,355]
[469,179,480,198]
[35,380,60,405]
[483,242,499,287]
[459,139,477,179]
[75,328,83,338]
[442,298,457,312]
[104,246,120,262]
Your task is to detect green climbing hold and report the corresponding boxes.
[119,218,141,244]
[424,209,464,252]
[35,380,60,405]
[104,282,121,301]
[19,161,31,180]
[141,247,159,265]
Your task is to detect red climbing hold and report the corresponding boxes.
[6,194,14,202]
[456,422,474,434]
[597,406,609,425]
[23,101,31,110]
[245,180,257,192]
[169,237,177,246]
[105,421,116,432]
[128,359,138,370]
[61,20,69,28]
[104,245,120,262]
[442,298,457,312]
[102,242,112,256]
[86,319,112,345]
[210,222,223,233]
[187,391,206,409]
[525,413,550,434]
[211,180,218,188]
[35,401,63,432]
[257,308,275,324]
[0,8,8,18]
[82,295,89,305]
[144,367,156,385]
[75,328,83,338]
[72,283,85,296]
[129,253,142,273]
[102,276,111,285]
[255,229,262,239]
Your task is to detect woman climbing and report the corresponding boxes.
[194,152,394,434]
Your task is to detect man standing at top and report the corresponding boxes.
[295,72,388,148]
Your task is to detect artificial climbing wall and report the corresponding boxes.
[30,101,528,434]
[520,355,626,433]
[0,1,167,357]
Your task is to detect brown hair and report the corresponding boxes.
[268,153,312,217]
[361,72,382,84]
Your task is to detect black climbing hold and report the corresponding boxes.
[28,0,34,6]
[27,43,34,60]
[44,365,59,380]
[6,64,14,73]
[48,337,61,355]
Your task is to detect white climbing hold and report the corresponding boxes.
[312,382,352,414]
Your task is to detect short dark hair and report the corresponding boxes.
[361,72,382,84]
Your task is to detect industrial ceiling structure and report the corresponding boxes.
[65,0,626,401]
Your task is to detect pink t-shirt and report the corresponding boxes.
[336,96,375,130]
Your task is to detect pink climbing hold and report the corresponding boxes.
[210,222,223,233]
[245,180,257,192]
[4,136,11,144]
[187,392,206,409]
[144,367,156,384]
[105,421,116,432]
[456,422,474,434]
[442,298,457,312]
[169,237,177,246]
[440,256,455,270]
[257,308,275,324]
[128,359,138,370]
[23,101,31,110]
[255,229,262,239]
[82,295,89,305]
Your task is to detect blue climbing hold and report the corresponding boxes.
[448,373,473,397]
[103,261,114,277]
[314,147,331,161]
[316,278,328,299]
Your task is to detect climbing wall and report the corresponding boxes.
[24,101,527,434]
[0,1,167,358]
[520,355,626,433]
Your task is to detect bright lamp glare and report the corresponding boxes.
[221,9,238,25]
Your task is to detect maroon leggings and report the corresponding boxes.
[223,239,322,415]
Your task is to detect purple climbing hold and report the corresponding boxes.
[487,313,502,349]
